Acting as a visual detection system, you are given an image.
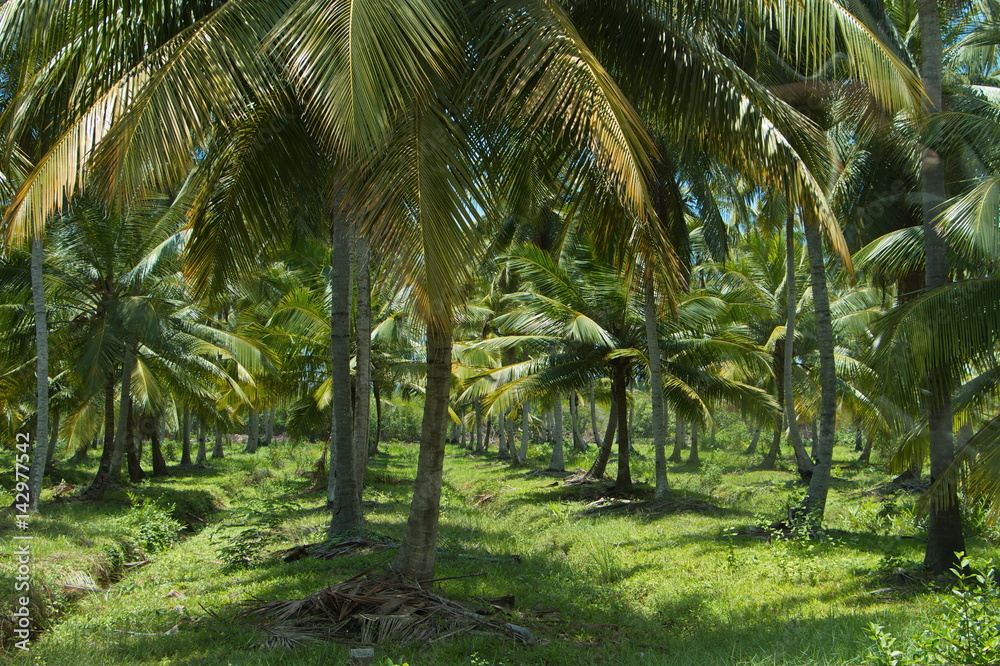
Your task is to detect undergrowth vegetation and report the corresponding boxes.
[2,433,998,664]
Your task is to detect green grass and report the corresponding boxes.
[1,435,991,665]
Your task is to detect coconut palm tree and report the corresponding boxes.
[476,240,776,490]
[0,0,928,579]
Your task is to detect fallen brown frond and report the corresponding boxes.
[271,535,399,562]
[238,570,534,648]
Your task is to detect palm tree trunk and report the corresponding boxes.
[785,216,814,479]
[549,395,565,471]
[474,400,483,453]
[669,419,684,463]
[918,0,964,573]
[181,407,192,466]
[212,424,225,458]
[393,308,452,581]
[370,383,383,456]
[857,436,872,465]
[264,407,275,445]
[245,409,259,454]
[646,283,669,499]
[150,418,169,477]
[328,215,363,535]
[28,237,49,512]
[686,420,700,466]
[799,220,838,526]
[588,392,618,479]
[498,412,509,459]
[589,380,602,449]
[82,373,117,500]
[746,427,761,455]
[108,347,135,480]
[354,235,372,495]
[196,420,207,464]
[125,401,144,483]
[520,403,530,461]
[570,392,586,451]
[612,366,633,491]
[760,416,782,470]
[46,408,60,471]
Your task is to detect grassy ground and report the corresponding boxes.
[1,433,992,665]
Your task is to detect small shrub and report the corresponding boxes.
[116,493,183,554]
[847,497,896,535]
[868,554,1000,665]
[214,493,300,568]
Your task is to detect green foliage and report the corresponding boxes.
[586,542,627,585]
[868,555,1000,666]
[846,497,897,536]
[214,491,300,568]
[380,400,424,442]
[116,493,183,554]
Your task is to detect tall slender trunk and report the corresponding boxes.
[746,427,761,455]
[28,238,49,511]
[245,410,259,454]
[369,384,383,456]
[687,420,700,466]
[857,436,873,465]
[196,420,207,464]
[646,283,669,499]
[46,408,60,471]
[549,395,565,471]
[918,0,964,573]
[150,417,169,477]
[589,381,602,449]
[125,401,144,483]
[354,235,372,495]
[498,412,509,459]
[108,347,135,480]
[474,400,483,453]
[854,421,864,452]
[612,367,633,491]
[393,307,452,581]
[484,416,492,454]
[181,407,192,466]
[760,415,782,470]
[570,392,586,451]
[799,221,838,526]
[669,419,684,463]
[81,373,117,500]
[212,424,225,459]
[328,215,363,535]
[519,403,530,461]
[785,216,814,479]
[264,407,275,445]
[588,392,618,478]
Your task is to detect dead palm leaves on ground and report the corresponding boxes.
[272,535,399,562]
[238,569,534,648]
[581,496,723,517]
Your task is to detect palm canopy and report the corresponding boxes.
[464,241,776,428]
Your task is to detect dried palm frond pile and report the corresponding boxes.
[272,535,399,562]
[581,496,722,517]
[238,569,534,648]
